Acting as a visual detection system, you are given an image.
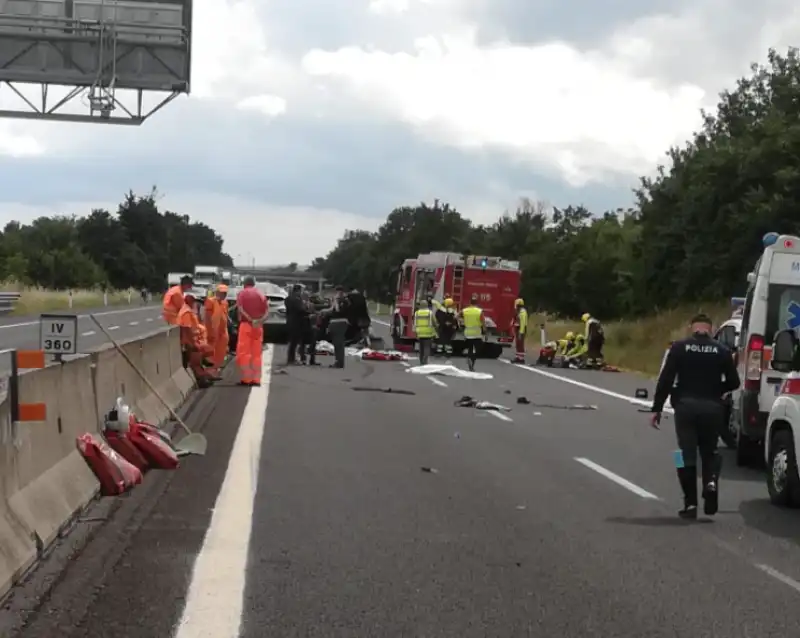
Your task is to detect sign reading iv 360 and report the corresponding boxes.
[39,314,78,355]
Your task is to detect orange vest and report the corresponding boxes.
[162,285,184,325]
[177,305,206,348]
[204,297,229,341]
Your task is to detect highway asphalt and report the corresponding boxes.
[0,304,165,374]
[3,334,800,637]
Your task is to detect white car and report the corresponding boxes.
[765,329,800,507]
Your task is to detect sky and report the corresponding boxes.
[0,0,798,265]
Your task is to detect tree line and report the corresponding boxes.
[312,48,800,320]
[0,190,233,291]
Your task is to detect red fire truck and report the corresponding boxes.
[390,252,522,358]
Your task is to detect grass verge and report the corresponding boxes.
[1,283,134,316]
[526,302,731,377]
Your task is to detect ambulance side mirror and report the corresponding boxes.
[772,330,798,372]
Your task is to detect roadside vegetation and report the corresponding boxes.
[0,189,233,314]
[318,48,800,374]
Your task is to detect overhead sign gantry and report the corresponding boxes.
[0,0,192,124]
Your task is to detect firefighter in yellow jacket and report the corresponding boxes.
[413,299,438,365]
[511,298,528,364]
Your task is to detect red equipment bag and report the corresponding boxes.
[104,428,150,472]
[361,350,390,361]
[76,433,143,496]
[129,421,180,470]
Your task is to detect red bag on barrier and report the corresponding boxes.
[76,433,143,496]
[129,421,180,470]
[103,429,150,472]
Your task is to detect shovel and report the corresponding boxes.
[90,315,208,456]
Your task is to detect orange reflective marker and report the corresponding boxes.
[17,350,45,370]
[18,402,47,422]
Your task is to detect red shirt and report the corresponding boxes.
[237,286,268,322]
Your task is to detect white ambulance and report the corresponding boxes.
[731,233,800,466]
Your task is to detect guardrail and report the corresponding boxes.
[0,292,21,315]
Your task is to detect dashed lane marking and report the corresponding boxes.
[488,411,513,422]
[81,330,96,337]
[0,305,161,330]
[427,376,448,387]
[574,457,660,500]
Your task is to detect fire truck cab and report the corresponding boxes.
[391,251,522,358]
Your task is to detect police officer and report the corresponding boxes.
[650,313,740,520]
[459,294,485,372]
[413,299,437,364]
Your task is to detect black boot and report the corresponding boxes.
[702,454,722,516]
[677,466,698,520]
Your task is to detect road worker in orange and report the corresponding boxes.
[204,284,230,372]
[236,276,268,386]
[162,275,194,325]
[177,290,217,388]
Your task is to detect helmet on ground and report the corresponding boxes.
[444,298,454,307]
[515,298,524,307]
[581,313,590,322]
[566,331,575,340]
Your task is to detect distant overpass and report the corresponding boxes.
[236,267,327,291]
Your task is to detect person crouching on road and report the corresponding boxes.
[236,276,268,386]
[162,275,193,325]
[459,294,485,372]
[326,286,350,369]
[178,290,218,388]
[204,284,230,374]
[650,312,740,520]
[511,298,528,364]
[435,297,458,358]
[582,312,605,369]
[413,299,437,365]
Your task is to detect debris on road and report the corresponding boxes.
[420,466,439,474]
[527,402,598,410]
[517,397,530,404]
[406,364,493,380]
[454,395,512,412]
[346,347,409,361]
[351,386,416,395]
[316,340,335,355]
[635,388,649,399]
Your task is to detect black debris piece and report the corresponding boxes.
[517,396,530,404]
[351,386,416,395]
[420,466,439,474]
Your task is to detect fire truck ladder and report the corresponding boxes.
[452,264,464,307]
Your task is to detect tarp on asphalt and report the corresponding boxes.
[405,364,493,380]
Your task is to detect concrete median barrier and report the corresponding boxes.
[0,327,195,599]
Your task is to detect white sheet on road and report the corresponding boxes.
[405,364,493,380]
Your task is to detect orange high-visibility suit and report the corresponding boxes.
[162,285,185,325]
[204,295,229,370]
[178,303,214,382]
[236,286,267,385]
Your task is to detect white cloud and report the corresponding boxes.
[237,94,288,117]
[302,28,709,185]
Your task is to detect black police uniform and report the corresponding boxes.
[651,329,740,518]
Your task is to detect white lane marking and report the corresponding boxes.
[574,457,660,500]
[755,564,800,594]
[373,319,391,327]
[174,347,273,638]
[428,376,447,387]
[81,330,96,337]
[129,321,139,325]
[108,325,119,331]
[146,317,154,322]
[0,305,160,330]
[488,411,513,422]
[501,359,674,413]
[400,361,410,367]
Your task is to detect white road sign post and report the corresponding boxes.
[39,314,78,361]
